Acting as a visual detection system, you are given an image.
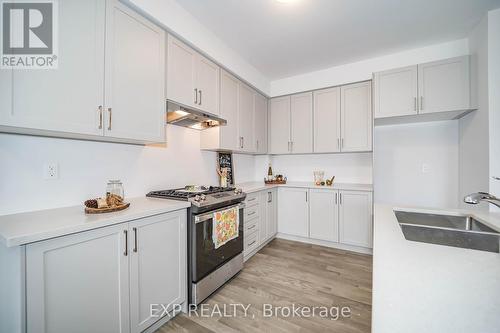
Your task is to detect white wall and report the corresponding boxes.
[126,0,269,95]
[374,121,459,208]
[268,153,373,184]
[459,15,490,210]
[489,8,500,211]
[0,127,256,215]
[270,39,469,96]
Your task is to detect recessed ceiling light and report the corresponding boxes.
[275,0,300,4]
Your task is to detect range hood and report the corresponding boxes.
[167,100,227,130]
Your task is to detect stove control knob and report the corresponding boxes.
[194,195,201,202]
[200,194,207,201]
[234,188,242,194]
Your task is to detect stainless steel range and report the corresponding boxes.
[146,186,246,305]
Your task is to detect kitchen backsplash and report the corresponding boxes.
[0,126,257,215]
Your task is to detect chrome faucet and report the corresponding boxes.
[464,192,500,208]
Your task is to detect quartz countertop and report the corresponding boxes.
[237,181,373,193]
[372,204,500,333]
[0,197,190,247]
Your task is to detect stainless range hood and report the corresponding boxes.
[167,100,227,130]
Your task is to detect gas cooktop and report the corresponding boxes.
[146,186,245,208]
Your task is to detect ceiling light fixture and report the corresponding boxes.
[275,0,300,4]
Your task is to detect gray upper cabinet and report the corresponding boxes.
[374,55,473,123]
[313,87,341,153]
[340,82,373,152]
[418,56,470,114]
[374,65,418,118]
[269,96,291,154]
[237,83,255,152]
[166,34,220,115]
[290,92,313,154]
[0,0,166,144]
[254,92,268,154]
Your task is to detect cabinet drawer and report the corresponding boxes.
[244,231,259,254]
[245,205,260,221]
[245,218,259,234]
[245,192,260,207]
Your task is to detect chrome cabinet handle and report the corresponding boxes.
[124,230,128,256]
[341,138,344,149]
[98,105,103,129]
[133,227,138,253]
[248,211,256,216]
[335,192,338,205]
[414,97,417,111]
[199,90,202,105]
[268,192,272,203]
[248,225,256,230]
[107,108,112,130]
[337,138,340,149]
[194,88,198,104]
[291,141,293,152]
[248,240,256,246]
[305,191,308,202]
[242,137,244,149]
[493,176,500,181]
[256,140,259,151]
[339,193,342,205]
[420,96,423,111]
[248,197,256,202]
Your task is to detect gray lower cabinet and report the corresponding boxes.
[243,189,277,260]
[280,188,373,250]
[25,210,186,333]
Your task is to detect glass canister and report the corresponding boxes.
[313,171,325,185]
[106,180,124,200]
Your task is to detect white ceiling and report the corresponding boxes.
[175,0,500,80]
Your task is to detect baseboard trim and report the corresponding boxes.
[276,233,373,255]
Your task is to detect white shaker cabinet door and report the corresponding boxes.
[269,96,291,154]
[129,211,186,333]
[290,92,313,154]
[278,187,309,237]
[4,0,105,135]
[104,0,165,142]
[418,56,470,114]
[238,83,255,152]
[26,224,130,333]
[218,70,240,150]
[339,190,373,248]
[340,81,372,152]
[254,92,268,154]
[373,65,418,118]
[167,35,197,109]
[309,189,339,242]
[313,87,341,153]
[196,55,220,115]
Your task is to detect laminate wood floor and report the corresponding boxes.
[158,238,372,333]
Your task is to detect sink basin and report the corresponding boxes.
[395,211,500,253]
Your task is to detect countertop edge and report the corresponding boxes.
[0,198,191,248]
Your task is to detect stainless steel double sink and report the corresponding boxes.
[395,210,500,253]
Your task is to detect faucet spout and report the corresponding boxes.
[464,192,500,208]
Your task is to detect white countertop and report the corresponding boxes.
[237,181,373,193]
[0,197,190,247]
[372,204,500,333]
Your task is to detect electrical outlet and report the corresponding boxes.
[421,163,430,174]
[44,163,59,180]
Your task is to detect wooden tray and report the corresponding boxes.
[265,180,287,185]
[85,202,130,214]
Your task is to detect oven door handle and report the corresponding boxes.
[194,203,246,224]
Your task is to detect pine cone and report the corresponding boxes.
[84,199,98,208]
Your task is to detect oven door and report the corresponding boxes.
[191,203,244,282]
